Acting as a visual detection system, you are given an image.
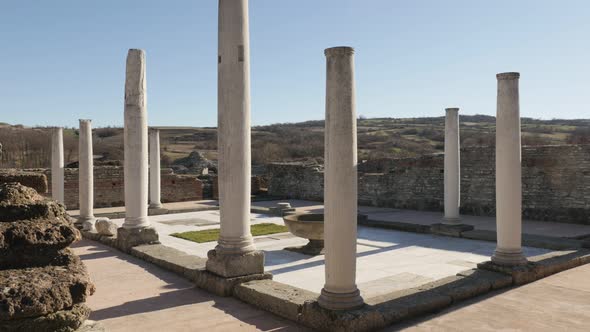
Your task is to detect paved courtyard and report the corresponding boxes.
[106,208,549,300]
[73,240,305,332]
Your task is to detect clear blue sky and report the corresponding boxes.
[1,0,589,128]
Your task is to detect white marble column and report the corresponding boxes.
[318,46,364,310]
[122,49,150,229]
[205,0,264,278]
[78,119,95,231]
[493,72,527,266]
[51,127,64,204]
[149,128,163,209]
[443,108,460,224]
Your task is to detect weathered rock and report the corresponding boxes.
[0,303,91,332]
[0,217,80,268]
[95,218,117,237]
[0,183,68,222]
[0,250,95,321]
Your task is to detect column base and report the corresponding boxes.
[442,216,461,225]
[149,202,164,209]
[318,288,364,310]
[205,249,265,278]
[76,216,96,232]
[122,216,150,229]
[116,226,159,252]
[492,248,527,266]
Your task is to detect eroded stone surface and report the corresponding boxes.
[0,250,95,321]
[0,218,80,268]
[0,183,67,222]
[0,303,91,332]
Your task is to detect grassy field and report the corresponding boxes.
[170,223,289,243]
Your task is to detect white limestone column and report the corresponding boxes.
[493,72,527,266]
[123,49,150,229]
[78,119,95,231]
[149,128,163,209]
[51,127,65,204]
[205,0,264,279]
[443,108,460,224]
[318,46,364,310]
[215,0,255,254]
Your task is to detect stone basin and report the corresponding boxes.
[282,213,325,255]
[282,213,324,241]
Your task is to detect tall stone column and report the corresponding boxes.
[318,46,364,310]
[149,128,163,209]
[51,127,65,204]
[493,72,527,266]
[443,108,460,224]
[78,120,95,231]
[118,49,158,250]
[205,0,264,278]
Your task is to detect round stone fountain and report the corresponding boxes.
[282,213,325,255]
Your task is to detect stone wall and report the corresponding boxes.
[38,166,202,209]
[211,175,270,200]
[268,145,590,224]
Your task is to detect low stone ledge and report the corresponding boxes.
[478,249,590,285]
[460,229,497,242]
[130,244,206,277]
[430,223,474,237]
[233,279,318,322]
[194,270,273,297]
[360,219,431,234]
[462,230,582,250]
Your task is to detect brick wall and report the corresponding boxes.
[39,166,202,209]
[268,145,590,224]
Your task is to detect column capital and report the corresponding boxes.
[445,107,460,112]
[79,119,92,124]
[324,46,355,57]
[496,72,520,80]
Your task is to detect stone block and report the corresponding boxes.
[205,249,265,278]
[95,218,117,236]
[477,260,537,285]
[130,244,206,276]
[456,268,513,290]
[116,227,159,252]
[194,269,272,297]
[430,223,474,237]
[233,279,318,321]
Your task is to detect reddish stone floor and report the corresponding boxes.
[72,240,306,332]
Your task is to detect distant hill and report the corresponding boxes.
[1,115,589,169]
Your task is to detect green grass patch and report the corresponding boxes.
[170,223,289,243]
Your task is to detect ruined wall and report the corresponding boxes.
[39,166,202,209]
[211,175,270,200]
[268,145,590,224]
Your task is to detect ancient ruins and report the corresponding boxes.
[2,0,590,331]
